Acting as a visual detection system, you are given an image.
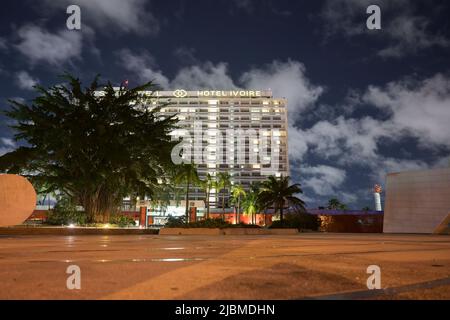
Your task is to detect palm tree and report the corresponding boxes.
[174,164,200,223]
[258,175,306,223]
[231,184,246,224]
[242,188,260,225]
[327,198,347,210]
[216,172,231,220]
[200,173,214,219]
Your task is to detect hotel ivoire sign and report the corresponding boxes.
[152,90,271,98]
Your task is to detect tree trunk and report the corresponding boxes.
[221,190,225,221]
[280,206,284,223]
[237,198,240,224]
[79,186,121,224]
[205,188,210,220]
[185,178,190,223]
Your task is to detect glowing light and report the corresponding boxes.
[373,184,382,193]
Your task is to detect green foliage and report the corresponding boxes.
[165,215,187,227]
[242,187,261,217]
[109,214,137,227]
[186,218,232,228]
[46,196,87,225]
[164,217,260,229]
[270,212,320,231]
[0,74,179,222]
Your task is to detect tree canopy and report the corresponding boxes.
[258,175,306,222]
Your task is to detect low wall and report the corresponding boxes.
[159,227,298,235]
[0,226,158,235]
[319,214,383,233]
[25,210,140,224]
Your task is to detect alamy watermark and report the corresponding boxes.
[66,5,81,30]
[66,265,81,290]
[366,265,381,289]
[366,5,381,30]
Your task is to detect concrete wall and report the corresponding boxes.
[384,167,450,234]
[319,214,383,233]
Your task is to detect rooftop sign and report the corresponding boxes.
[102,89,274,99]
[155,89,273,98]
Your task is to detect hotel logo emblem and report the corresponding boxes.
[173,89,188,98]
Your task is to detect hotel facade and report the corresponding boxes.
[99,89,290,223]
[154,90,289,215]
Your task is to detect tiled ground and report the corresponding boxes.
[0,233,449,299]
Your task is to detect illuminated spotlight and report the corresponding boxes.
[68,223,75,228]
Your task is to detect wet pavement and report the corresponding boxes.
[0,233,449,299]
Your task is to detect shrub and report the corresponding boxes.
[46,196,87,225]
[187,218,231,228]
[163,217,261,229]
[165,215,187,227]
[110,214,137,227]
[270,212,320,231]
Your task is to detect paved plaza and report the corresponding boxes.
[0,233,449,299]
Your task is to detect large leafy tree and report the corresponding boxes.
[0,74,178,223]
[258,175,306,223]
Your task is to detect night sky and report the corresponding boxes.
[1,0,449,209]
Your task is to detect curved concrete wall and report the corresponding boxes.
[384,167,450,234]
[0,174,37,226]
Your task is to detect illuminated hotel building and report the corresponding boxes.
[96,89,290,220]
[150,89,290,209]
